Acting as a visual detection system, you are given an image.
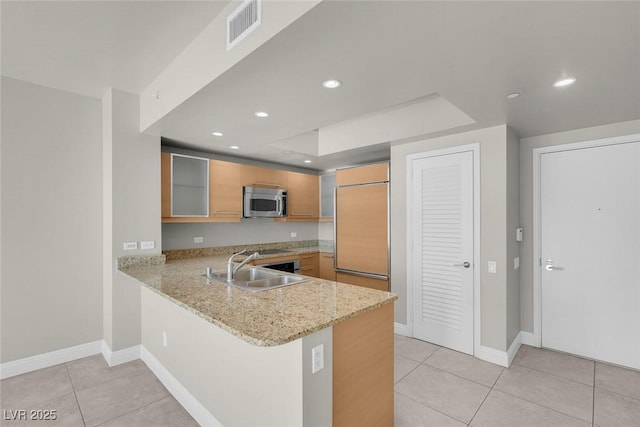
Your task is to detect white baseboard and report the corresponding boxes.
[476,345,509,367]
[101,342,141,367]
[394,322,411,337]
[520,331,538,347]
[140,346,223,427]
[507,332,522,366]
[0,340,102,380]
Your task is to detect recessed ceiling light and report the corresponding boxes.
[254,111,269,118]
[229,145,240,150]
[304,160,312,164]
[322,79,342,89]
[553,77,576,88]
[211,131,224,137]
[506,92,520,99]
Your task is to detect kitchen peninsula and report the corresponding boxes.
[118,246,397,427]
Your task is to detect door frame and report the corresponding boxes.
[532,133,640,348]
[406,143,481,357]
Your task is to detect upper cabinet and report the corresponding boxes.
[161,152,209,220]
[279,171,319,221]
[320,173,336,220]
[162,151,322,223]
[335,162,388,186]
[243,165,288,189]
[209,159,246,221]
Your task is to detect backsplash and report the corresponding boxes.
[163,239,334,261]
[162,221,321,251]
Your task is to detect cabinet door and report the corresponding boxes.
[319,253,336,281]
[299,253,319,277]
[163,153,209,218]
[286,172,319,220]
[244,165,288,188]
[209,160,245,221]
[336,162,388,186]
[320,174,336,219]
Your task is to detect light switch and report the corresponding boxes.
[514,257,520,270]
[488,261,497,274]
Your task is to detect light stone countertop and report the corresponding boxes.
[119,251,396,347]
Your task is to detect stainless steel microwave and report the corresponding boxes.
[243,186,287,218]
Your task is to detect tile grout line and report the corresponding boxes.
[394,388,471,426]
[419,360,499,390]
[510,358,595,388]
[467,366,505,426]
[65,363,87,427]
[93,395,173,427]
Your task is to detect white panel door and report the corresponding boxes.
[540,141,640,369]
[411,150,474,355]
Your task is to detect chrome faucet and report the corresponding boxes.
[226,249,259,281]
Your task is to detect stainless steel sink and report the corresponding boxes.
[209,267,308,292]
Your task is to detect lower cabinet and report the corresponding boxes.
[335,272,389,292]
[319,253,336,281]
[299,253,319,277]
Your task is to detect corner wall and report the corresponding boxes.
[103,89,161,352]
[506,127,521,347]
[1,77,103,362]
[391,125,510,351]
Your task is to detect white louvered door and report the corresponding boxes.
[411,150,474,355]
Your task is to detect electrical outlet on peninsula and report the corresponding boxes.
[312,344,324,374]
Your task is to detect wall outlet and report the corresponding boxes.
[514,257,520,270]
[123,242,138,250]
[312,344,324,374]
[488,261,497,274]
[194,237,204,243]
[290,232,297,238]
[162,331,168,348]
[140,240,155,250]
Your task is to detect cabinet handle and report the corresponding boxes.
[301,255,313,259]
[213,211,239,215]
[252,182,281,188]
[323,254,334,259]
[289,213,314,217]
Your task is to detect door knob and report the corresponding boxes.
[545,259,564,271]
[453,262,471,268]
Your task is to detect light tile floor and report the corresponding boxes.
[0,355,197,426]
[394,335,640,427]
[2,338,639,426]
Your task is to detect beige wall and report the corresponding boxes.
[519,119,640,332]
[506,127,521,346]
[391,125,512,351]
[103,89,162,351]
[1,77,103,362]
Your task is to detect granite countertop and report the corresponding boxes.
[119,253,396,347]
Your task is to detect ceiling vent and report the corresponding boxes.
[227,0,261,51]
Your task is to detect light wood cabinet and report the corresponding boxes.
[333,302,394,426]
[319,253,336,281]
[208,159,245,222]
[299,252,319,277]
[243,164,288,189]
[276,171,319,222]
[336,162,388,186]
[336,272,389,292]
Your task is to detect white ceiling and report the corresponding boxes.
[3,1,639,171]
[1,0,230,98]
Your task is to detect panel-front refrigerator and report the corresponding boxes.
[334,163,389,291]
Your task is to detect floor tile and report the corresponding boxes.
[595,362,640,401]
[424,347,504,387]
[512,345,594,386]
[594,388,640,427]
[2,393,85,427]
[99,396,198,427]
[395,364,489,424]
[66,354,147,391]
[394,335,439,362]
[494,364,593,423]
[470,389,590,427]
[394,392,466,427]
[75,369,170,426]
[394,354,420,384]
[0,365,74,410]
